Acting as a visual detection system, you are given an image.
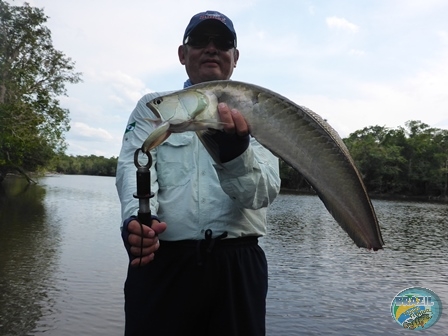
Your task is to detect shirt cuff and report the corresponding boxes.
[210,131,250,163]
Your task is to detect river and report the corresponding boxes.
[0,175,447,335]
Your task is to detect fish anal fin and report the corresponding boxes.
[196,130,223,165]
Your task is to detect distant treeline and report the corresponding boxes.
[346,121,447,198]
[281,120,448,199]
[50,154,118,176]
[52,120,448,199]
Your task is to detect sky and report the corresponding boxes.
[7,0,448,158]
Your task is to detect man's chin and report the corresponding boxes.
[197,72,226,82]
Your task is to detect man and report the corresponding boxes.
[116,10,281,336]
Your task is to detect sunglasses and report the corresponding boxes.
[184,34,235,51]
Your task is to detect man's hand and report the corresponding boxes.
[127,219,167,267]
[209,103,250,163]
[217,102,249,136]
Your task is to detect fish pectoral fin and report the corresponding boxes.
[142,121,172,152]
[194,120,227,129]
[144,117,162,123]
[196,130,223,166]
[168,120,227,132]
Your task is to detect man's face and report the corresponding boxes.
[178,22,239,84]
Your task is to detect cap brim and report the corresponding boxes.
[188,19,234,38]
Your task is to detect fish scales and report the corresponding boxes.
[239,87,381,249]
[144,80,384,250]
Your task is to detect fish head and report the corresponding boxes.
[146,92,194,124]
[143,89,223,151]
[146,90,220,125]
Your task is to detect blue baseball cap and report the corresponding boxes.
[183,10,237,47]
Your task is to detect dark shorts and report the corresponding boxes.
[124,235,268,336]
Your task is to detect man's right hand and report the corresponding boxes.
[127,219,167,267]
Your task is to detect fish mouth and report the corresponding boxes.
[146,102,161,119]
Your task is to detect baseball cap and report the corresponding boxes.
[183,10,237,47]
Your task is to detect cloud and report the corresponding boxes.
[349,49,366,57]
[326,17,359,33]
[9,0,448,159]
[70,122,114,141]
[66,122,123,157]
[65,140,121,158]
[88,70,152,106]
[292,47,448,138]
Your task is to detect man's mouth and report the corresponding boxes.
[202,59,220,66]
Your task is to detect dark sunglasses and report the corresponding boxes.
[184,34,235,51]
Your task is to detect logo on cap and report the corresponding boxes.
[199,12,227,23]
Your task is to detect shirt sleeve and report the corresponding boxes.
[115,93,164,228]
[213,137,281,210]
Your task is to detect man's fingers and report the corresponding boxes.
[128,220,167,238]
[218,103,249,136]
[129,240,160,256]
[230,108,249,136]
[218,103,235,133]
[127,219,167,267]
[128,233,157,247]
[128,220,154,237]
[151,221,167,235]
[130,254,155,267]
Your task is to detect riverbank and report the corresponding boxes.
[280,188,448,204]
[3,175,447,205]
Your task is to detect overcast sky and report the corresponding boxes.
[8,0,448,158]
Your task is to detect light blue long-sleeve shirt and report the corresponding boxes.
[116,84,281,240]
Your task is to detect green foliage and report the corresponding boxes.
[344,121,448,197]
[278,120,448,198]
[49,154,118,176]
[0,1,81,176]
[343,125,407,193]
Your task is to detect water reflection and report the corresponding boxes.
[33,175,126,336]
[0,178,447,335]
[0,177,60,336]
[262,194,448,335]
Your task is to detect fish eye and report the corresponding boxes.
[153,98,163,105]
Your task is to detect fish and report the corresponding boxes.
[403,313,432,330]
[143,80,384,250]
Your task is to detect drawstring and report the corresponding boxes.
[196,229,228,266]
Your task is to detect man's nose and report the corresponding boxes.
[204,39,218,52]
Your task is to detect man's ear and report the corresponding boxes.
[178,45,186,65]
[233,48,240,68]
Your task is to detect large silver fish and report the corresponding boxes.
[143,80,384,250]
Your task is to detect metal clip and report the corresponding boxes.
[133,148,153,226]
